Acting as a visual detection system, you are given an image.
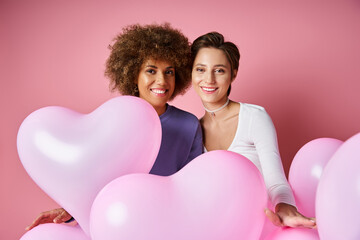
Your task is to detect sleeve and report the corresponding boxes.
[180,121,203,169]
[250,107,296,208]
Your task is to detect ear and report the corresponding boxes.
[133,78,139,94]
[232,69,238,82]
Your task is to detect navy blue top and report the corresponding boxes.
[149,105,203,176]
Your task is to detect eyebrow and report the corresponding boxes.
[194,63,228,68]
[214,64,227,68]
[145,65,174,69]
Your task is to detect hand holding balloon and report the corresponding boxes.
[265,203,316,228]
[26,208,73,231]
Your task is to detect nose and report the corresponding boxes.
[155,72,166,85]
[204,71,215,84]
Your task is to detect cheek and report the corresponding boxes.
[191,74,202,85]
[192,80,200,89]
[169,78,176,91]
[219,75,232,86]
[137,74,146,87]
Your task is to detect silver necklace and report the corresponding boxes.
[203,98,230,116]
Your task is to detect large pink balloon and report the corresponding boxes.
[90,150,267,240]
[265,227,319,240]
[289,138,342,217]
[316,132,360,240]
[20,224,90,240]
[17,96,161,236]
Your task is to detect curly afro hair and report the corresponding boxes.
[105,23,192,100]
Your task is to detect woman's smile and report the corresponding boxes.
[200,86,218,94]
[150,88,168,96]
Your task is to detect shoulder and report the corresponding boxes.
[167,105,199,123]
[241,102,266,112]
[164,105,201,140]
[240,103,272,122]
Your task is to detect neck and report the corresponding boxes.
[202,98,230,117]
[154,104,167,116]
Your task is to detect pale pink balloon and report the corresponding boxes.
[265,227,319,240]
[90,150,267,240]
[17,96,161,236]
[316,132,360,240]
[289,138,342,217]
[20,224,90,240]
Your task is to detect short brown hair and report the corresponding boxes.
[105,23,192,100]
[191,32,240,78]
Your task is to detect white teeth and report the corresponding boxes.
[202,87,216,92]
[152,89,166,94]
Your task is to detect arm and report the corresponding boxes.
[251,108,315,228]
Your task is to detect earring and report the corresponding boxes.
[134,85,139,93]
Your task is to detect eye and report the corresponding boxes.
[195,67,205,73]
[165,69,174,75]
[146,69,156,74]
[215,68,225,73]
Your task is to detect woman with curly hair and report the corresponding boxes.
[26,23,203,230]
[104,23,202,176]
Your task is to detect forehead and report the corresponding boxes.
[194,48,229,66]
[142,58,174,68]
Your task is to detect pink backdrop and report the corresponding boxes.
[1,0,360,239]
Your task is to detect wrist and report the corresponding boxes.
[65,217,75,223]
[275,202,297,212]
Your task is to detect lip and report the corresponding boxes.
[150,88,168,97]
[200,86,218,94]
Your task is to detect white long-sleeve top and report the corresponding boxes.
[206,103,296,207]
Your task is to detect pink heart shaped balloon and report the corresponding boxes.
[17,96,161,236]
[20,224,90,240]
[90,150,267,240]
